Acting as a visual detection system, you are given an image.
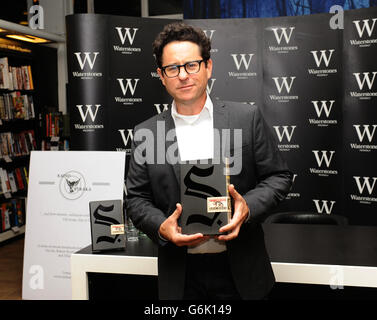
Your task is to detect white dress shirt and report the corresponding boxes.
[171,94,226,254]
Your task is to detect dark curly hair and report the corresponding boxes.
[152,22,211,69]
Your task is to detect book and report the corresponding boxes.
[1,203,11,231]
[89,199,126,252]
[180,159,231,235]
[0,57,10,89]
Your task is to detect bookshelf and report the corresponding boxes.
[0,37,59,244]
[0,56,35,241]
[39,110,70,151]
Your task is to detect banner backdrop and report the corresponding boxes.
[343,8,377,225]
[66,7,377,226]
[66,15,174,162]
[262,13,343,217]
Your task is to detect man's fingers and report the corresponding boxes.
[228,184,241,200]
[219,220,236,233]
[171,203,182,219]
[174,233,206,247]
[187,235,211,248]
[219,209,242,233]
[217,225,240,241]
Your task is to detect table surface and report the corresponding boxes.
[76,223,377,267]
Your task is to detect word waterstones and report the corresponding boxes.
[309,168,338,176]
[269,45,298,52]
[350,143,377,151]
[350,194,377,204]
[113,45,141,53]
[308,68,337,76]
[269,95,298,102]
[72,71,102,78]
[74,124,104,131]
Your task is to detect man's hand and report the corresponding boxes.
[217,184,250,241]
[159,203,209,247]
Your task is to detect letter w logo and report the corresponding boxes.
[272,77,296,94]
[115,27,138,45]
[117,78,139,96]
[312,150,335,168]
[353,72,377,90]
[273,126,296,142]
[76,104,100,122]
[231,54,254,70]
[154,104,170,114]
[118,129,134,147]
[271,27,295,44]
[203,29,216,40]
[313,200,336,214]
[354,176,377,195]
[353,19,377,38]
[353,124,377,142]
[74,52,99,70]
[310,50,335,67]
[311,100,335,118]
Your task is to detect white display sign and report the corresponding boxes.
[22,151,126,300]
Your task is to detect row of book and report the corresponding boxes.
[41,138,70,151]
[0,91,35,120]
[0,166,28,195]
[0,197,26,233]
[40,112,65,137]
[0,130,37,159]
[0,57,34,91]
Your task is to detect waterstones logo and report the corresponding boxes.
[350,124,377,152]
[308,50,337,77]
[74,104,104,132]
[115,78,142,105]
[270,76,298,102]
[351,176,377,204]
[350,18,377,48]
[72,52,102,79]
[350,72,377,100]
[117,129,133,155]
[207,78,216,94]
[113,27,141,54]
[313,199,336,214]
[229,54,257,79]
[203,29,218,53]
[309,100,337,127]
[154,103,170,114]
[310,150,338,176]
[273,125,300,152]
[269,27,298,53]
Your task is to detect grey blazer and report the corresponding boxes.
[126,98,292,299]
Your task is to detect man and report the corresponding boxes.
[126,22,292,300]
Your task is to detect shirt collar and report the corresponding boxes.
[171,93,213,123]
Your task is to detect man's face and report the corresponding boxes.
[157,41,212,109]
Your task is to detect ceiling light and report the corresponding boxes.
[5,34,50,43]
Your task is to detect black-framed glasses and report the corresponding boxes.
[161,59,205,78]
